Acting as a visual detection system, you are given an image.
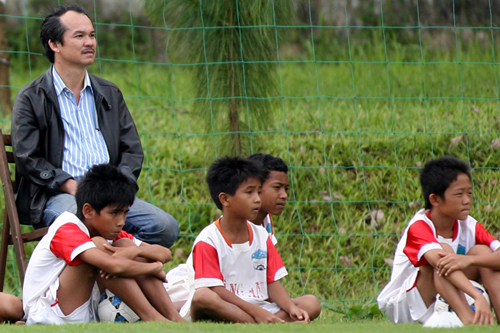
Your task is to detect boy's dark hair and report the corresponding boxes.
[206,156,268,210]
[420,156,471,210]
[75,164,136,220]
[40,4,92,63]
[247,153,288,180]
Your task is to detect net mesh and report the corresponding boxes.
[1,0,500,319]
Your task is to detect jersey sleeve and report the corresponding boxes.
[403,220,442,267]
[112,230,142,246]
[475,223,500,252]
[50,223,96,266]
[192,241,224,289]
[266,237,287,283]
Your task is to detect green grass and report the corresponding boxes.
[3,38,500,321]
[2,321,500,332]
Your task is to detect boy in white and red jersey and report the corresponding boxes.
[247,153,289,245]
[22,164,183,325]
[378,156,500,326]
[180,157,320,323]
[164,154,289,310]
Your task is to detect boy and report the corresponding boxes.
[164,154,290,311]
[179,156,321,323]
[247,153,289,245]
[22,164,183,325]
[377,156,499,326]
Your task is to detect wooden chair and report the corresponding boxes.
[0,129,48,291]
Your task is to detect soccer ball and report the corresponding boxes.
[423,280,490,328]
[437,280,490,313]
[98,289,141,323]
[463,280,490,312]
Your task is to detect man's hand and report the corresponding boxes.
[59,179,78,196]
[436,253,473,276]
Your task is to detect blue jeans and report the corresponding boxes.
[41,194,179,248]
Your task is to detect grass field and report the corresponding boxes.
[3,37,500,324]
[2,321,500,332]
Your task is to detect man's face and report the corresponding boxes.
[50,10,96,69]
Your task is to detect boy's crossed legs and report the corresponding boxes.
[190,287,321,323]
[417,243,500,325]
[57,237,182,322]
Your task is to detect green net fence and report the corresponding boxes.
[2,0,500,320]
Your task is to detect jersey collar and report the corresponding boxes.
[215,218,254,247]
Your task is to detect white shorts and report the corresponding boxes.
[383,270,434,324]
[25,279,100,325]
[164,263,191,304]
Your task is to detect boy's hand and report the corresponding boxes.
[153,268,167,282]
[99,269,116,280]
[473,295,494,325]
[104,243,140,260]
[436,253,473,276]
[287,305,310,323]
[252,307,285,323]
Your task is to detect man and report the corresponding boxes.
[11,4,179,248]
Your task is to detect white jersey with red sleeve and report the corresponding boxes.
[378,209,500,311]
[22,211,138,319]
[179,218,287,318]
[263,214,278,245]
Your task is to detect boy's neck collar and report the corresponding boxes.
[426,210,458,238]
[216,217,253,247]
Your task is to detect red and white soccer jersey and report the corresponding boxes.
[377,209,500,322]
[179,218,287,318]
[263,214,278,245]
[22,211,140,324]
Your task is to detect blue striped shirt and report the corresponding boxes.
[52,67,110,181]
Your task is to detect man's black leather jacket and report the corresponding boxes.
[11,67,143,225]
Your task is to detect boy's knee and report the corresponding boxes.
[301,294,321,320]
[112,237,135,247]
[91,236,109,250]
[439,243,454,253]
[192,287,219,309]
[468,244,492,255]
[0,294,23,322]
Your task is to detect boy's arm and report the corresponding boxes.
[137,243,172,263]
[424,249,493,324]
[437,251,500,275]
[103,242,172,263]
[210,286,285,323]
[267,280,309,322]
[78,247,164,278]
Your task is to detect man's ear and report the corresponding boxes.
[429,193,442,207]
[219,192,230,207]
[82,203,95,220]
[48,40,59,53]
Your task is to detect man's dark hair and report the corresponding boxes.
[40,4,92,63]
[420,156,471,210]
[248,153,288,180]
[206,156,267,210]
[76,164,136,220]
